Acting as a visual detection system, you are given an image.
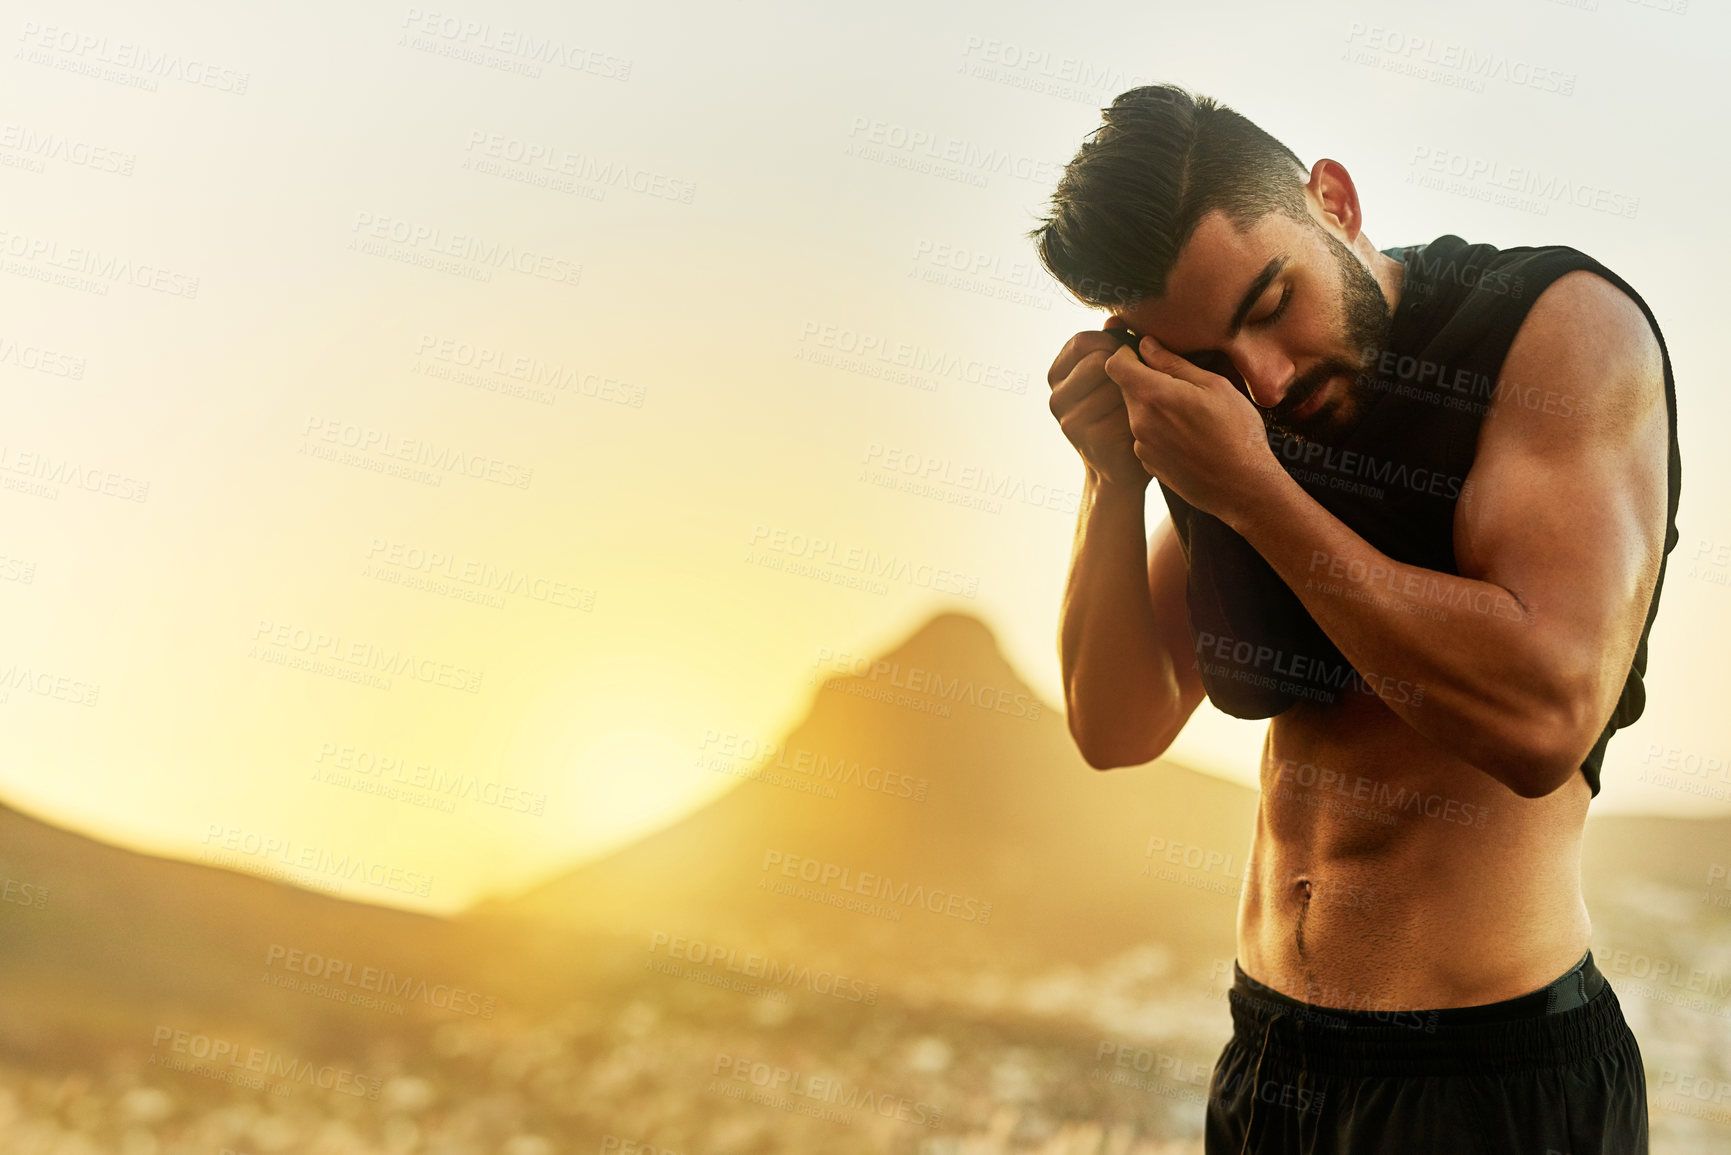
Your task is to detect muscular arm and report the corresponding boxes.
[1225,271,1669,798]
[1059,471,1206,769]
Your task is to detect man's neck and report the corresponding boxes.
[1364,239,1405,315]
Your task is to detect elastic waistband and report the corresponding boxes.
[1235,949,1604,1024]
[1227,952,1632,1078]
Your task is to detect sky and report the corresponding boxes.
[0,0,1725,915]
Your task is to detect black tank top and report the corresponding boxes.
[1156,233,1681,797]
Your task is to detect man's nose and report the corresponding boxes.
[1230,345,1296,409]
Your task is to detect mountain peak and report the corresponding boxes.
[889,609,1004,663]
[810,608,1031,718]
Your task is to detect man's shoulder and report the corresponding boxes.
[1520,268,1655,346]
[1492,268,1664,431]
[1400,232,1664,393]
[1403,233,1617,311]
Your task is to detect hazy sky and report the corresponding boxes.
[1,0,1724,914]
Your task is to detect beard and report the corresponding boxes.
[1265,225,1394,444]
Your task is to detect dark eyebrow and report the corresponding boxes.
[1225,255,1289,340]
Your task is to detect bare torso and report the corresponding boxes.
[1237,685,1592,1011]
[1061,249,1667,1015]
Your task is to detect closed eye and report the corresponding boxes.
[1254,284,1291,327]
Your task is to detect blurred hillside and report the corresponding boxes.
[0,610,1727,1153]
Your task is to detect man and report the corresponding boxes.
[1034,85,1677,1153]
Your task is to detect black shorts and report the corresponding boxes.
[1205,950,1648,1154]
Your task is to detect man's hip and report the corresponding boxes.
[1205,950,1648,1154]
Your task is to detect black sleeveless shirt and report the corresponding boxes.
[1156,233,1681,798]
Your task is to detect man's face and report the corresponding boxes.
[1113,207,1393,443]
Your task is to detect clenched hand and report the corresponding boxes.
[1045,320,1154,492]
[1100,329,1280,524]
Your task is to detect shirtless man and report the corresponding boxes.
[1037,86,1674,1152]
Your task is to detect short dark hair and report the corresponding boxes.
[1028,85,1312,311]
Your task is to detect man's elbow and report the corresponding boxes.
[1493,695,1603,799]
[1080,746,1156,771]
[1499,753,1579,800]
[1069,719,1163,771]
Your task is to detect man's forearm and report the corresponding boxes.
[1059,470,1182,767]
[1226,470,1580,796]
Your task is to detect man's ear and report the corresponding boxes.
[1305,158,1365,246]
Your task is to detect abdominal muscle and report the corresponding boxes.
[1235,686,1593,1011]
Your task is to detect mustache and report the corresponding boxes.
[1269,358,1361,425]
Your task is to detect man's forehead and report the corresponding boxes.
[1119,211,1290,349]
